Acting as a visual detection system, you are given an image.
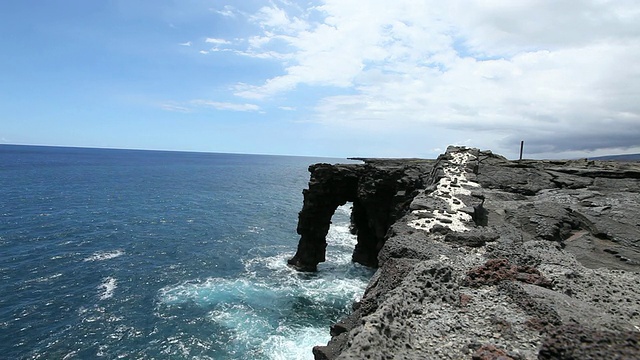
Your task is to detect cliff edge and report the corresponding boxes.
[291,146,640,360]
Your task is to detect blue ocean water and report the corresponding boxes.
[0,145,372,360]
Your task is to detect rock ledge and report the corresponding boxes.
[291,146,640,359]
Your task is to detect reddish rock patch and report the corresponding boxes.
[464,258,552,288]
[471,344,515,360]
[459,293,473,308]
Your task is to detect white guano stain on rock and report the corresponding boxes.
[408,151,479,233]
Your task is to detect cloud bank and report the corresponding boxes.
[211,0,640,158]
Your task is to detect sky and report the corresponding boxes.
[1,0,639,159]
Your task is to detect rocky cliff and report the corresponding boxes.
[288,158,434,271]
[290,146,640,360]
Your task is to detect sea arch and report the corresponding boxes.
[287,160,427,272]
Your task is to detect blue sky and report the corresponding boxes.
[1,1,639,158]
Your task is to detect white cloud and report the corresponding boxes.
[220,0,640,157]
[160,103,191,113]
[179,41,191,46]
[251,5,309,32]
[213,5,237,18]
[160,100,261,113]
[201,37,235,55]
[205,37,230,45]
[191,100,260,112]
[451,1,640,56]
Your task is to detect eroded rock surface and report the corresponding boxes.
[288,159,433,271]
[297,146,640,359]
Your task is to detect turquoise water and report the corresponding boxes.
[0,145,372,359]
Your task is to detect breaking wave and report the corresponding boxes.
[157,204,372,359]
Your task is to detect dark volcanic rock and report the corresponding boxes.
[312,257,419,359]
[444,231,499,247]
[287,163,361,271]
[288,159,433,271]
[291,147,640,359]
[538,324,640,360]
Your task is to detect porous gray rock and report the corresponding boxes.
[292,146,640,359]
[538,324,640,360]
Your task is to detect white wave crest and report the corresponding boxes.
[263,326,330,360]
[247,226,265,234]
[98,277,117,300]
[84,249,124,262]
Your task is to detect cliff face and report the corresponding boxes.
[290,146,640,360]
[287,159,434,271]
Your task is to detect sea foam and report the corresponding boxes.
[84,249,124,262]
[156,215,372,359]
[98,277,117,300]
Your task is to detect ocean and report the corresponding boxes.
[0,145,373,359]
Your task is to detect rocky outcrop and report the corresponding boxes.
[288,159,433,271]
[293,146,640,359]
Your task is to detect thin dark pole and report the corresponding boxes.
[519,141,524,161]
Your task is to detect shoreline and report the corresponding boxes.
[292,146,640,359]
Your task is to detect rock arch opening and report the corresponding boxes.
[323,203,357,265]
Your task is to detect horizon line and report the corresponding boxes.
[0,142,363,160]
